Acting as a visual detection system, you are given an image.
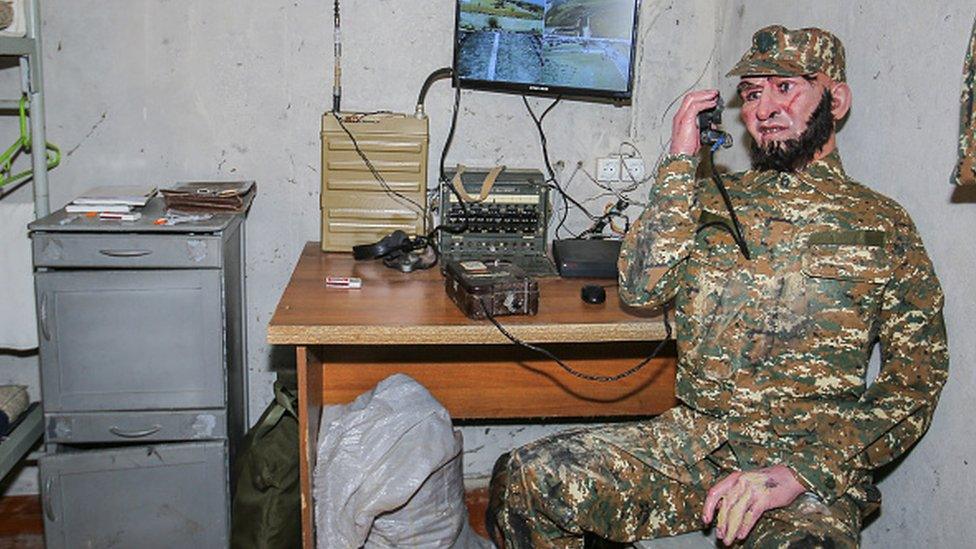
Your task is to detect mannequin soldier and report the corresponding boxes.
[486,25,948,549]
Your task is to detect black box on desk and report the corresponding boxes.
[552,239,622,279]
[444,259,539,319]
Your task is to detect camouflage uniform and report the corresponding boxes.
[489,26,948,549]
[956,16,976,186]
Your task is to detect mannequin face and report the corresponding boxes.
[738,75,826,148]
[737,74,850,171]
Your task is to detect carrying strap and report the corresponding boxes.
[451,164,506,203]
[255,381,298,438]
[273,381,298,418]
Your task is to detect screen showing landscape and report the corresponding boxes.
[455,0,639,97]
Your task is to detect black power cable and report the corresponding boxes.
[416,67,454,117]
[479,298,673,383]
[410,67,471,241]
[522,96,600,239]
[704,147,751,260]
[431,82,470,240]
[331,112,426,216]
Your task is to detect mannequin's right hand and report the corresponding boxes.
[669,89,720,156]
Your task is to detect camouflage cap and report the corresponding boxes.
[727,25,846,82]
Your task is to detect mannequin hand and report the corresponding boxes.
[702,465,806,546]
[669,89,720,156]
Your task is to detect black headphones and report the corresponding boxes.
[352,230,438,272]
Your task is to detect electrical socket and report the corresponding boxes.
[621,158,645,182]
[596,157,620,182]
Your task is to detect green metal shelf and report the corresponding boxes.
[0,0,48,217]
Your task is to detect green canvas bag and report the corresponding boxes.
[231,378,300,549]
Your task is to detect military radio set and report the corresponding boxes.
[439,166,557,278]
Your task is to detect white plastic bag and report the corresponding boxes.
[314,373,492,549]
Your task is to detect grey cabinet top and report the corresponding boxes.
[29,197,245,234]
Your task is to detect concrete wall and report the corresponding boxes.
[0,0,971,545]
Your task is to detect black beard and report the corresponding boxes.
[749,90,835,173]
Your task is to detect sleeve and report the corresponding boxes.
[782,217,950,504]
[617,153,703,308]
[955,15,976,186]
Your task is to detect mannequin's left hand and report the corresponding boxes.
[702,464,806,546]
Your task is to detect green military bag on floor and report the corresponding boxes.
[231,378,300,549]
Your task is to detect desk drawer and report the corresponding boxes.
[46,410,227,444]
[33,233,222,268]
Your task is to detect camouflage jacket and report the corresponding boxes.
[618,151,948,506]
[957,15,976,185]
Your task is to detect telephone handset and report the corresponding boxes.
[698,95,734,150]
[696,93,750,260]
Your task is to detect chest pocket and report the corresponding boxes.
[799,229,893,329]
[801,230,892,284]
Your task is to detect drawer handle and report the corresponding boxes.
[99,249,153,258]
[39,293,50,341]
[43,477,56,522]
[109,425,162,438]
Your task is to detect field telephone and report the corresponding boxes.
[697,94,751,260]
[698,95,733,151]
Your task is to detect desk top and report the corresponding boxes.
[268,243,667,345]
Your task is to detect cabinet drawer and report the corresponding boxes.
[33,233,222,268]
[46,410,227,443]
[36,270,225,412]
[323,149,425,175]
[320,190,425,252]
[40,442,228,548]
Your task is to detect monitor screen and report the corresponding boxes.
[453,0,640,100]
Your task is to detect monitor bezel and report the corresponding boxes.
[452,0,641,101]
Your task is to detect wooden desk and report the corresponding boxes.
[268,243,677,548]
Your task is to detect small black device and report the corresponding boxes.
[352,230,437,273]
[698,95,733,149]
[580,284,606,305]
[552,239,622,279]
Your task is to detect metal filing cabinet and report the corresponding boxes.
[29,198,248,548]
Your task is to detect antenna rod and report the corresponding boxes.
[332,0,342,112]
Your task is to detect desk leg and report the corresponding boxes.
[297,346,323,549]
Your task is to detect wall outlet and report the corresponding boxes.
[596,157,620,182]
[621,158,645,182]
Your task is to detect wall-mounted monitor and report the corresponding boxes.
[453,0,641,101]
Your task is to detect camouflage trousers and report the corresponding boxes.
[487,411,861,548]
